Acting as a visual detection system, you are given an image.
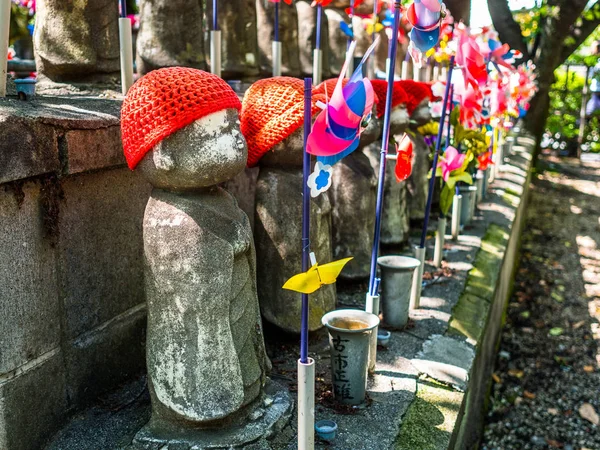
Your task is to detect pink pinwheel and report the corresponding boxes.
[459,83,483,128]
[438,146,465,182]
[456,30,487,91]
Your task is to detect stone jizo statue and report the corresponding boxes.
[121,67,289,447]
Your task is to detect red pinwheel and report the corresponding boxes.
[311,0,333,6]
[456,31,487,91]
[477,152,494,171]
[395,135,414,182]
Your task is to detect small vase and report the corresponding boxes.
[377,256,421,329]
[459,185,477,227]
[433,217,447,268]
[451,194,462,240]
[322,309,380,405]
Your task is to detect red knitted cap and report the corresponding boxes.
[241,77,325,167]
[121,67,241,170]
[314,78,349,97]
[395,80,433,115]
[370,80,409,118]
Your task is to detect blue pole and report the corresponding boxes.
[213,0,218,31]
[367,0,402,296]
[316,5,322,50]
[419,56,455,249]
[120,0,127,17]
[274,1,280,42]
[300,78,312,364]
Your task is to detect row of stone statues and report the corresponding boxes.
[33,0,413,84]
[120,67,432,446]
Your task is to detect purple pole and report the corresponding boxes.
[316,5,322,50]
[120,0,127,17]
[367,0,402,296]
[419,56,455,249]
[300,78,312,364]
[274,1,280,42]
[213,0,218,31]
[446,84,453,145]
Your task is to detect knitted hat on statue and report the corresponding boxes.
[395,80,433,115]
[370,80,409,118]
[313,78,349,97]
[241,77,326,167]
[121,67,241,170]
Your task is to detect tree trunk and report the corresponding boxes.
[444,0,471,25]
[523,83,551,160]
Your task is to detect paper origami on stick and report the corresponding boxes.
[283,254,353,294]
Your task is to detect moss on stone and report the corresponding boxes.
[394,380,463,450]
[447,293,489,342]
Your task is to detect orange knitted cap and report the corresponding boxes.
[121,67,242,170]
[395,80,433,115]
[241,77,325,167]
[370,80,409,118]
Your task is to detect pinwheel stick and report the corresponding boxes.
[210,0,221,76]
[313,5,323,84]
[298,77,315,450]
[367,0,402,297]
[273,2,282,76]
[118,0,134,95]
[0,0,10,97]
[420,56,455,249]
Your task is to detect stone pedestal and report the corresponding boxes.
[256,0,300,76]
[206,0,260,78]
[296,0,331,79]
[33,0,120,83]
[136,0,207,75]
[254,130,335,333]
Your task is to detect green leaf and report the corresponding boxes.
[446,172,473,190]
[549,327,564,336]
[439,184,454,216]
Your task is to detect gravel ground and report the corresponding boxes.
[481,156,600,450]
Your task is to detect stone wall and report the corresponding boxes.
[0,97,151,450]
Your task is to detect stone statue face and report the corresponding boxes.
[389,106,410,137]
[359,107,382,148]
[138,109,247,190]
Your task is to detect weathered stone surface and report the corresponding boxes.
[255,167,335,332]
[363,142,410,245]
[0,181,60,374]
[410,101,433,127]
[136,108,275,441]
[222,166,260,231]
[412,334,475,392]
[296,0,331,78]
[324,8,350,75]
[58,168,149,339]
[65,126,125,174]
[136,0,206,75]
[407,133,430,220]
[0,350,68,450]
[0,113,58,184]
[328,112,380,280]
[64,304,147,408]
[206,0,259,78]
[33,0,120,82]
[256,0,300,76]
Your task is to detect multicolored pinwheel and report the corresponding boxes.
[406,0,444,64]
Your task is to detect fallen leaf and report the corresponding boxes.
[492,373,502,384]
[548,408,559,415]
[584,365,595,373]
[546,438,563,448]
[520,311,531,319]
[551,291,564,303]
[524,390,536,399]
[514,396,523,406]
[550,327,564,336]
[573,320,586,329]
[579,403,600,425]
[508,369,525,378]
[564,241,572,247]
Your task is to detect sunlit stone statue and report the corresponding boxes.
[120,67,290,447]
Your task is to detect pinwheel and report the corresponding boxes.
[406,0,444,64]
[487,39,515,71]
[395,135,414,182]
[283,255,353,294]
[477,152,494,171]
[306,39,378,167]
[456,30,488,91]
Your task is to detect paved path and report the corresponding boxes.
[481,157,600,450]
